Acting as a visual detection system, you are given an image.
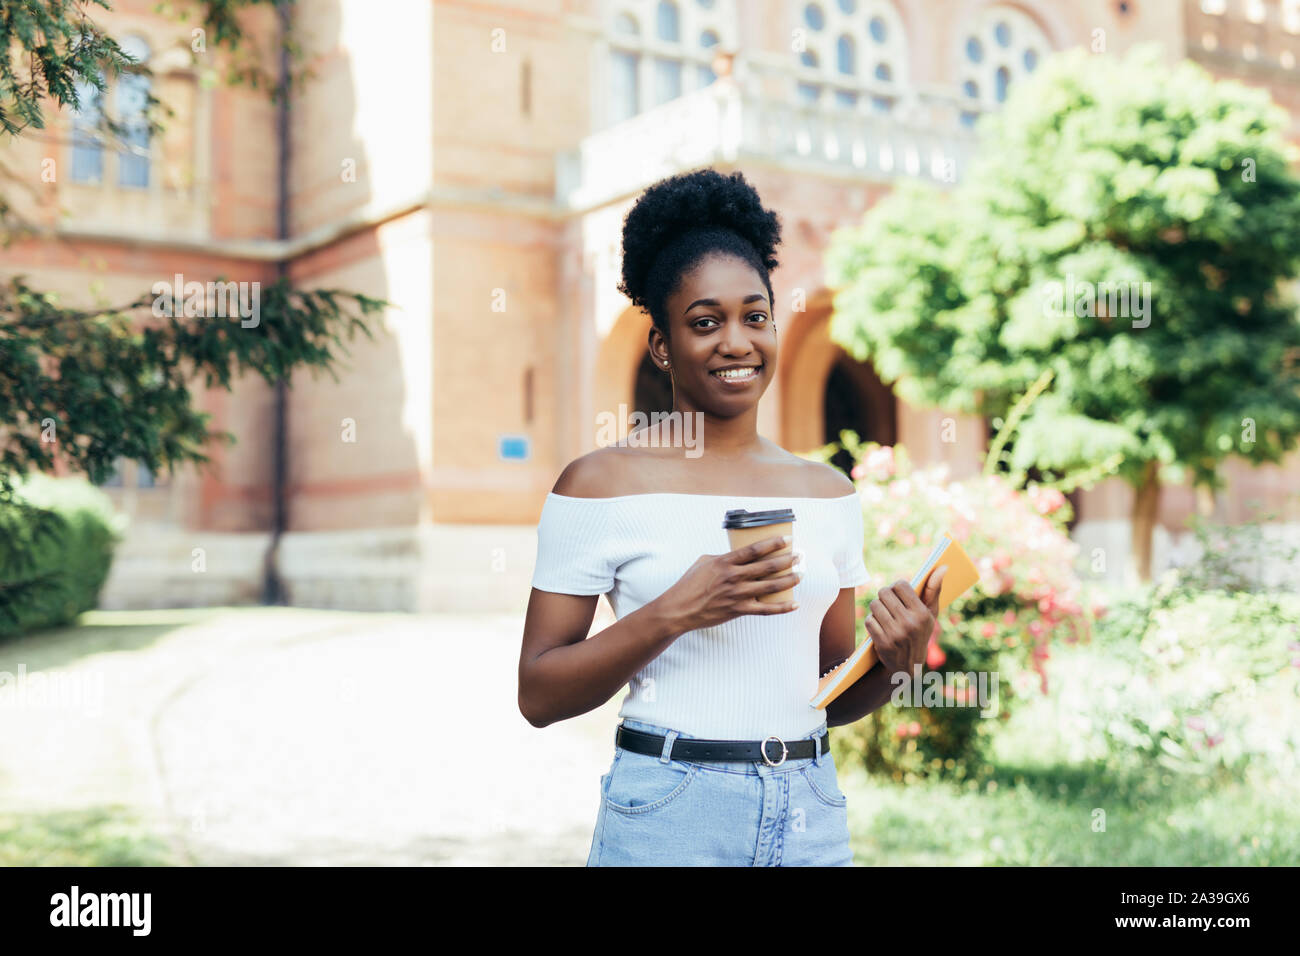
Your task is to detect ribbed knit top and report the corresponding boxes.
[529,491,871,740]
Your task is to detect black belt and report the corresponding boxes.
[616,725,830,766]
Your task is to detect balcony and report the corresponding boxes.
[556,73,984,212]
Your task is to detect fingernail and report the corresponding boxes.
[791,601,800,609]
[782,535,792,544]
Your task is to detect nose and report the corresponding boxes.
[718,314,757,359]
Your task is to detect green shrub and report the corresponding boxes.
[813,435,1105,783]
[1078,515,1300,780]
[0,474,126,638]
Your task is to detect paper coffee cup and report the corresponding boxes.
[722,507,796,604]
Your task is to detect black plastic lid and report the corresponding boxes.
[722,507,796,529]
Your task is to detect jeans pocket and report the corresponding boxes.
[604,748,699,816]
[802,758,848,809]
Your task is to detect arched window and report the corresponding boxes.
[958,6,1050,126]
[117,35,152,188]
[791,0,908,112]
[70,33,153,186]
[607,0,738,125]
[610,13,641,123]
[70,72,104,183]
[837,34,856,75]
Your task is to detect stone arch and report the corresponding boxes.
[780,303,896,468]
[594,305,659,435]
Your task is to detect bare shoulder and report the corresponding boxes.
[802,457,856,498]
[550,447,627,499]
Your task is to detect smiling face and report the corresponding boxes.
[650,253,777,416]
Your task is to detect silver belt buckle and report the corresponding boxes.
[759,735,788,767]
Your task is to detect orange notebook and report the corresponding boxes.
[810,534,980,711]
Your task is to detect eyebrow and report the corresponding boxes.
[682,293,769,317]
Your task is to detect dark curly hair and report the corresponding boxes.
[617,168,782,343]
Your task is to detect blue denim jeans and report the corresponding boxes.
[585,717,854,866]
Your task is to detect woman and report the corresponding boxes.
[518,168,946,866]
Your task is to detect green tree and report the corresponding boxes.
[0,0,386,616]
[826,44,1300,583]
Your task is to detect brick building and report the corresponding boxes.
[4,0,1299,612]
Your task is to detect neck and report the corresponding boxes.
[672,401,764,459]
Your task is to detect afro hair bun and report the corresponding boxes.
[617,168,782,317]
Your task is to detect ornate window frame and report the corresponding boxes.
[957,5,1051,126]
[605,0,739,125]
[789,0,909,113]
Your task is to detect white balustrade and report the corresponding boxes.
[557,76,983,210]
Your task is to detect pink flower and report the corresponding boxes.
[1003,610,1017,625]
[1028,620,1045,638]
[907,721,921,737]
[981,622,996,638]
[1027,486,1067,516]
[926,635,947,668]
[1186,716,1205,731]
[862,445,896,481]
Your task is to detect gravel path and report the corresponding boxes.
[1,607,624,866]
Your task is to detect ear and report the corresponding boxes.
[648,326,670,369]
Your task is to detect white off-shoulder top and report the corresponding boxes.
[529,491,871,740]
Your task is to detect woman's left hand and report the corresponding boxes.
[866,566,947,679]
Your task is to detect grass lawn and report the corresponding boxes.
[0,807,179,866]
[839,641,1300,866]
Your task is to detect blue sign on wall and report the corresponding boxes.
[499,434,530,461]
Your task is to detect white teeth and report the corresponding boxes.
[714,367,760,380]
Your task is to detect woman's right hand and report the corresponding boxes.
[656,534,801,634]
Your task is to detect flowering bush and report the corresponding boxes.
[1079,517,1300,779]
[826,440,1107,783]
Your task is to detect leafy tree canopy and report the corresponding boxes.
[826,44,1300,494]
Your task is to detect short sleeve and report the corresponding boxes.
[529,494,617,596]
[836,495,871,588]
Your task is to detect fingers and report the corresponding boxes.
[923,565,948,613]
[868,592,897,630]
[744,551,797,581]
[730,534,792,565]
[735,570,800,599]
[742,597,799,615]
[864,615,890,664]
[879,578,914,616]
